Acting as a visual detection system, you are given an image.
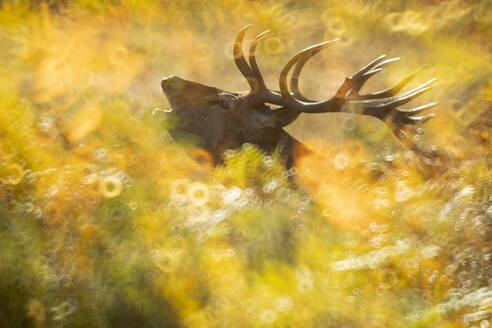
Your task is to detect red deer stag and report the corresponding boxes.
[161,25,437,168]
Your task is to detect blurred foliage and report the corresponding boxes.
[0,0,491,327]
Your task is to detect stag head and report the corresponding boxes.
[161,25,438,166]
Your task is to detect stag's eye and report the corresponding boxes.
[219,100,230,109]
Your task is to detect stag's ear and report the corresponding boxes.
[271,107,301,127]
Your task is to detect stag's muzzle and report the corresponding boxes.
[161,76,186,92]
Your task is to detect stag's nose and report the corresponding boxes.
[161,76,184,91]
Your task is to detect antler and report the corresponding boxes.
[234,25,341,110]
[234,25,283,105]
[233,25,437,127]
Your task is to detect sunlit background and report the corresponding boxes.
[0,0,491,327]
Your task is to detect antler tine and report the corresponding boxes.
[279,40,347,113]
[290,40,339,102]
[345,55,400,100]
[248,30,270,89]
[248,30,285,105]
[290,57,310,101]
[355,78,436,115]
[249,29,323,105]
[234,24,259,92]
[355,66,427,100]
[357,54,388,75]
[397,101,439,115]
